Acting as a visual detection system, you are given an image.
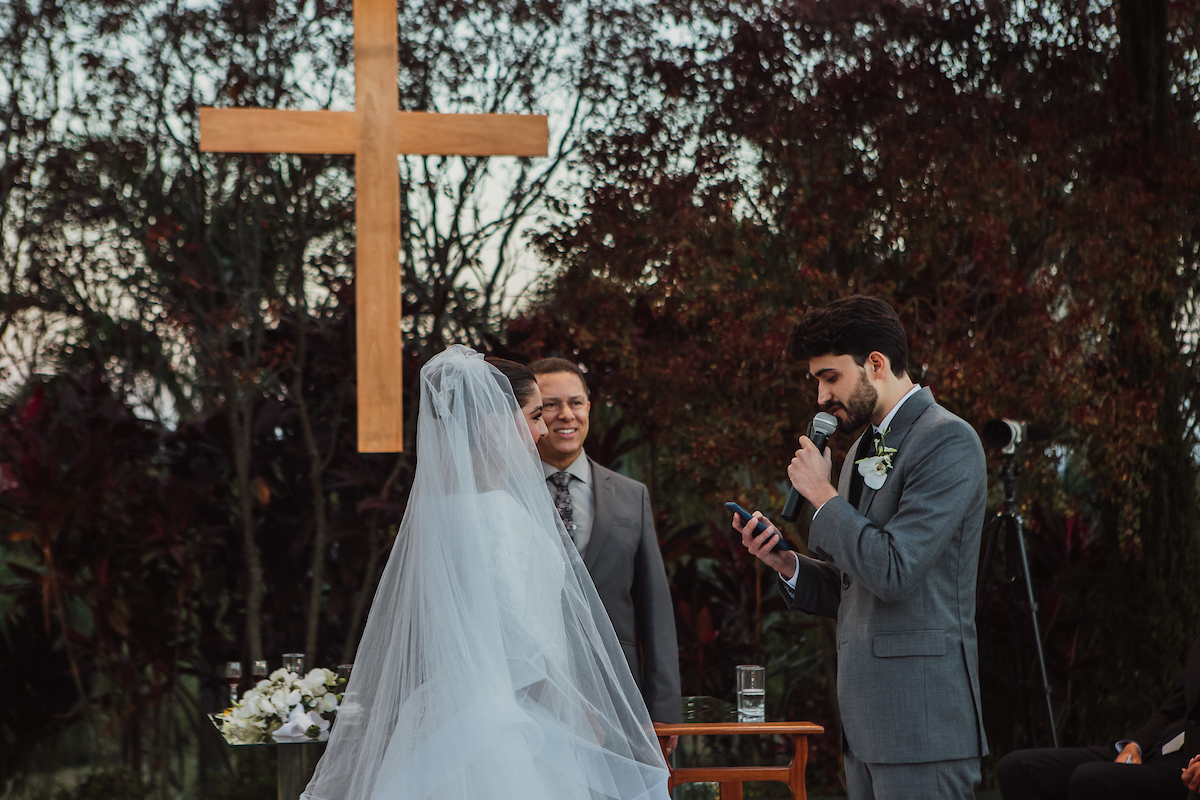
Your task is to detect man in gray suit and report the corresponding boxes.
[530,358,683,742]
[737,296,988,800]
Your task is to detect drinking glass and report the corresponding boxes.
[282,653,305,675]
[337,663,354,685]
[251,660,269,682]
[223,661,242,707]
[736,664,765,720]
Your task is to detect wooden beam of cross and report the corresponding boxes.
[198,0,548,452]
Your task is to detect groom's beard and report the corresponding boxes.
[825,369,877,434]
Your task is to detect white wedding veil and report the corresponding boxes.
[301,345,670,800]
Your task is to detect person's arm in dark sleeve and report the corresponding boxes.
[777,552,842,618]
[1128,681,1187,756]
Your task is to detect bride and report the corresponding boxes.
[301,346,671,800]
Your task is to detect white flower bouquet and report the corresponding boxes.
[218,667,342,743]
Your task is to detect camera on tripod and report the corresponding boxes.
[977,415,1059,746]
[981,418,1027,455]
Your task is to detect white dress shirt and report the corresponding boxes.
[542,451,595,556]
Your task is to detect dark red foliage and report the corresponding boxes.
[511,0,1200,768]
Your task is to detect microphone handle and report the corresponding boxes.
[780,429,831,522]
[780,487,804,522]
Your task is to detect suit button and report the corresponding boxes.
[842,574,851,590]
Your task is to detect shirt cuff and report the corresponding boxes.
[811,497,832,520]
[782,552,801,590]
[1114,740,1141,756]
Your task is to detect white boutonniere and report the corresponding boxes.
[856,429,898,491]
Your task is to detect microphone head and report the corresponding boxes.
[808,411,838,452]
[812,412,838,437]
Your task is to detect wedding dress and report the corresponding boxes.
[301,345,670,800]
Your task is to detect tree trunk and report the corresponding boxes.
[1118,0,1169,137]
[1087,0,1200,732]
[341,455,408,664]
[295,321,333,666]
[229,391,264,664]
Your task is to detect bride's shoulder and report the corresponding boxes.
[477,490,525,513]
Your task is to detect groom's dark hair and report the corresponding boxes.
[789,295,909,377]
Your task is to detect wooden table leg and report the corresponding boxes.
[719,780,744,800]
[789,734,809,800]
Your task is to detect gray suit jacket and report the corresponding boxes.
[585,459,682,723]
[778,387,989,764]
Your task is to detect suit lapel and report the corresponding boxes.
[585,457,615,570]
[859,387,935,516]
[839,434,863,500]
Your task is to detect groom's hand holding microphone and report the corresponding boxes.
[782,412,839,518]
[734,412,839,577]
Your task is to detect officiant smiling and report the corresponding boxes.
[530,358,682,733]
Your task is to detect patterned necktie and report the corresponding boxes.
[550,471,575,540]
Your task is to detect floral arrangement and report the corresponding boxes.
[218,667,342,743]
[856,429,898,490]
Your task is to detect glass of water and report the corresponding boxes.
[282,653,305,675]
[736,664,766,720]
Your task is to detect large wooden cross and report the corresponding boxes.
[198,0,547,452]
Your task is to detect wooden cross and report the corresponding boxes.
[198,0,547,452]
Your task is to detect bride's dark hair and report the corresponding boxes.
[485,356,538,406]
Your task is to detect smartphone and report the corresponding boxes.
[725,501,792,552]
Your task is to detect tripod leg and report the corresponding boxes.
[1011,513,1059,748]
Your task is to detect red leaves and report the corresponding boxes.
[514,5,1200,747]
[0,369,211,718]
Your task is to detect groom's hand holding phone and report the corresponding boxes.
[729,503,797,580]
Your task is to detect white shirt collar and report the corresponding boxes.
[541,450,591,484]
[875,384,921,435]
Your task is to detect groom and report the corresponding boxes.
[737,296,989,800]
[529,357,682,732]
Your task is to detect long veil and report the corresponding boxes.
[301,345,670,800]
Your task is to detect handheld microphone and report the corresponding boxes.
[780,411,838,522]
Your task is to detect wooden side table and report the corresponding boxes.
[653,720,825,800]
